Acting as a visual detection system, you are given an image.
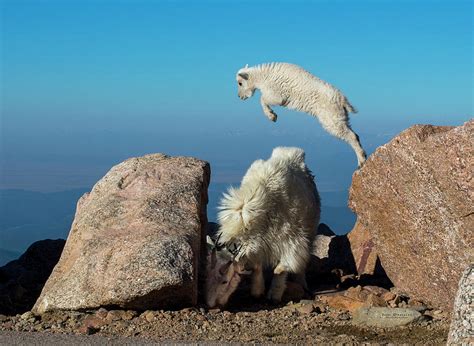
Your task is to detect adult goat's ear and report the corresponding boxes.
[238,72,249,80]
[219,260,233,275]
[209,248,217,269]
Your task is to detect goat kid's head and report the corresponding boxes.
[205,247,243,308]
[236,64,255,100]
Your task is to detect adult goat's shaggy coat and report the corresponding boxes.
[205,147,320,307]
[236,62,366,167]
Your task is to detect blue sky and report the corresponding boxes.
[0,0,472,256]
[1,0,472,191]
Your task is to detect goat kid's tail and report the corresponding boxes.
[344,99,358,114]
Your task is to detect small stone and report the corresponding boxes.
[20,312,34,320]
[408,298,426,308]
[382,292,396,302]
[95,308,108,319]
[352,307,424,328]
[409,305,428,313]
[195,314,206,321]
[388,295,402,307]
[180,307,195,313]
[297,304,315,314]
[76,315,106,335]
[300,299,314,305]
[398,301,408,308]
[320,294,365,312]
[105,310,122,322]
[121,310,137,321]
[0,314,7,322]
[338,312,351,320]
[144,311,155,323]
[312,302,327,314]
[363,286,389,296]
[2,321,13,329]
[344,286,363,300]
[364,293,386,307]
[348,286,372,302]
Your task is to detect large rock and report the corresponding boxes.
[447,264,474,345]
[33,154,210,314]
[349,120,473,310]
[0,239,65,315]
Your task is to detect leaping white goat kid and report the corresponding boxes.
[236,63,366,167]
[205,147,320,307]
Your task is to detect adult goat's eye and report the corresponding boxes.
[222,280,228,284]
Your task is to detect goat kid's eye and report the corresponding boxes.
[238,82,242,86]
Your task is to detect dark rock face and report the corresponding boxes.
[346,221,379,276]
[349,120,473,310]
[309,223,355,276]
[308,223,390,287]
[447,264,473,345]
[0,239,65,315]
[33,154,210,314]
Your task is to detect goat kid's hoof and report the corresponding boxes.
[267,113,277,122]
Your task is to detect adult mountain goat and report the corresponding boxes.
[205,147,321,307]
[236,62,366,167]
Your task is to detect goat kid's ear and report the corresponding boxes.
[219,260,233,275]
[238,72,249,80]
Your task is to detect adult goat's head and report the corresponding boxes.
[205,247,243,308]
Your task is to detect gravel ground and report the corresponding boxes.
[0,300,449,345]
[0,331,161,345]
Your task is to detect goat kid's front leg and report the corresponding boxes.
[267,263,288,303]
[260,97,278,122]
[250,263,265,298]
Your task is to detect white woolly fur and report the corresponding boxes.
[214,147,320,303]
[236,63,366,167]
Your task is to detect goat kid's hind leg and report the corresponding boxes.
[348,129,367,168]
[320,115,367,168]
[267,263,288,303]
[250,263,265,298]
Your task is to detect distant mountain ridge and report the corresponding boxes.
[0,183,356,266]
[0,248,21,266]
[0,188,88,265]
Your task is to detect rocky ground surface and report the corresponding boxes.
[0,288,450,344]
